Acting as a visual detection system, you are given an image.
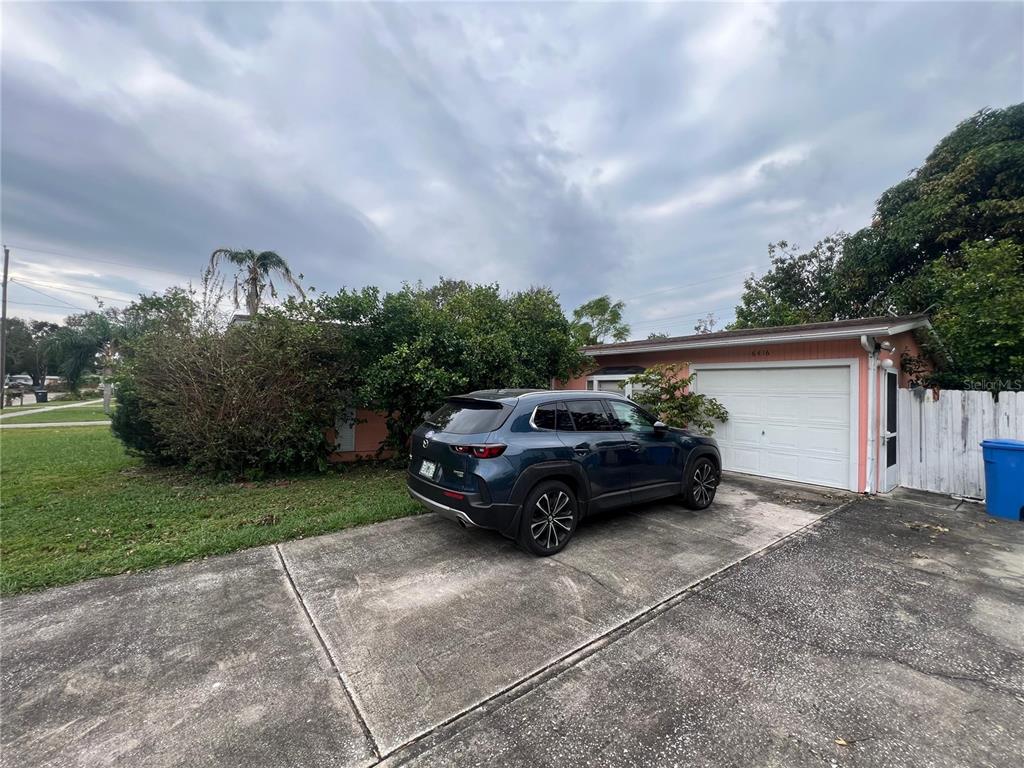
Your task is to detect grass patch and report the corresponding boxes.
[0,428,420,594]
[2,406,111,424]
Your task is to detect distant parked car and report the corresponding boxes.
[407,389,721,556]
[4,374,34,389]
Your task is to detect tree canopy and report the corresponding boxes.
[731,103,1024,387]
[571,295,630,346]
[209,248,305,316]
[309,279,588,451]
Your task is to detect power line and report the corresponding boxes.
[619,266,757,302]
[9,280,84,310]
[627,304,737,328]
[8,300,89,311]
[12,277,130,304]
[7,244,192,278]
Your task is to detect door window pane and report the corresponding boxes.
[565,400,617,431]
[556,402,575,431]
[607,400,657,433]
[886,372,897,433]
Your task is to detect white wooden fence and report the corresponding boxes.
[898,389,1024,499]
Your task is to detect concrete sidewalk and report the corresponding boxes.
[0,399,103,420]
[0,420,110,429]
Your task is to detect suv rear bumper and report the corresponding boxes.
[408,486,481,528]
[406,472,520,536]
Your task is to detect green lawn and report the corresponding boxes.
[2,406,112,424]
[0,428,420,594]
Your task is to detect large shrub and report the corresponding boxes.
[627,364,729,434]
[114,312,359,476]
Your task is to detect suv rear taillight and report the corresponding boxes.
[451,444,507,459]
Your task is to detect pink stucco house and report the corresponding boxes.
[329,314,937,495]
[561,314,936,494]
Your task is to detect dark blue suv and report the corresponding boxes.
[407,389,721,556]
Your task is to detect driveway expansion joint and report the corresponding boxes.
[273,544,382,761]
[376,496,859,766]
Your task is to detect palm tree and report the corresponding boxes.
[209,249,306,316]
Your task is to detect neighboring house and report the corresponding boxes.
[561,314,938,495]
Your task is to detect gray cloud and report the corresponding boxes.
[2,1,1021,332]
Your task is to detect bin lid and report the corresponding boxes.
[981,439,1024,451]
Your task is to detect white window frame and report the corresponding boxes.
[335,407,357,452]
[586,374,638,398]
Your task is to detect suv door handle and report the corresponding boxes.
[573,444,591,456]
[628,442,642,452]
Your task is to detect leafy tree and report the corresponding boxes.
[313,279,587,451]
[731,235,846,329]
[647,332,669,340]
[627,364,729,434]
[899,240,1024,389]
[693,312,719,335]
[571,295,630,345]
[3,318,59,384]
[730,104,1024,386]
[44,312,113,391]
[209,248,305,316]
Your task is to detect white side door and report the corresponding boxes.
[881,370,899,492]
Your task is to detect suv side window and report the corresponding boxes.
[555,402,575,431]
[607,400,657,434]
[532,402,576,431]
[532,403,557,430]
[565,399,618,431]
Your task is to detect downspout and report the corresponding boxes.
[860,334,877,494]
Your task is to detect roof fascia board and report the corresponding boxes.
[585,318,931,356]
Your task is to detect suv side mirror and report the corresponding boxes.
[653,420,667,431]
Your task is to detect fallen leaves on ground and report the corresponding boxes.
[905,521,950,534]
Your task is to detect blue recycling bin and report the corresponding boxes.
[981,439,1024,521]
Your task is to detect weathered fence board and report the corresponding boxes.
[898,389,1024,499]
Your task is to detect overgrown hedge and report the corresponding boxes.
[112,313,358,477]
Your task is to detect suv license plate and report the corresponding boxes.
[419,460,437,479]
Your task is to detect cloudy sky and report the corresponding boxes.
[2,2,1021,335]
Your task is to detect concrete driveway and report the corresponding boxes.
[3,476,1021,767]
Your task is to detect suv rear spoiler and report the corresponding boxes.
[444,396,505,410]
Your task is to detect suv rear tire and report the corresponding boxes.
[682,457,718,510]
[518,480,578,556]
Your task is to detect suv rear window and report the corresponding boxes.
[427,400,508,435]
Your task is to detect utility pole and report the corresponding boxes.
[0,245,9,411]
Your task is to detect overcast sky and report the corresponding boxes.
[2,2,1021,335]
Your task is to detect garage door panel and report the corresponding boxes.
[763,394,849,424]
[725,446,761,475]
[763,424,848,453]
[713,393,761,418]
[729,420,765,446]
[760,451,802,480]
[698,370,762,392]
[697,365,853,491]
[797,457,849,488]
[762,366,848,392]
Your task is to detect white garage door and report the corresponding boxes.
[695,365,854,490]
